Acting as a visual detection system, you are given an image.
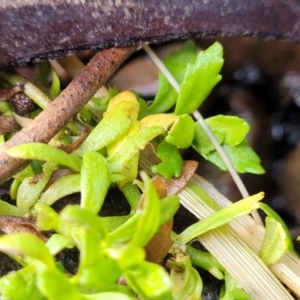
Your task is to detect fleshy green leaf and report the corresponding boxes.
[0,233,55,268]
[124,260,172,299]
[204,141,265,174]
[107,126,164,184]
[120,183,141,212]
[61,205,108,238]
[35,202,60,231]
[131,180,161,247]
[17,162,56,209]
[83,292,135,300]
[107,213,139,244]
[178,192,264,243]
[175,42,224,115]
[259,217,289,266]
[36,267,82,300]
[146,41,197,114]
[0,199,27,216]
[81,152,111,213]
[75,97,139,156]
[35,203,80,242]
[159,195,180,226]
[8,143,82,172]
[49,68,60,98]
[46,234,74,256]
[108,195,179,244]
[39,173,81,205]
[152,140,183,180]
[220,271,250,300]
[166,114,195,149]
[259,202,294,251]
[0,266,44,300]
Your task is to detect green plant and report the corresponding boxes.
[0,41,299,299]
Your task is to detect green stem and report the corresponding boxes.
[0,72,51,109]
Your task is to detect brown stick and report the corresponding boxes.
[0,46,137,185]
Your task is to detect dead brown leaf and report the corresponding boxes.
[0,216,47,241]
[0,115,19,134]
[57,127,90,153]
[141,162,198,263]
[140,176,172,263]
[163,160,198,196]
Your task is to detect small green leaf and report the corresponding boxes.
[0,266,43,300]
[192,122,224,155]
[136,94,148,120]
[160,195,180,226]
[35,203,80,242]
[131,180,161,247]
[49,68,60,98]
[206,115,250,146]
[259,217,289,266]
[124,260,172,298]
[171,256,203,300]
[17,162,56,209]
[175,42,224,115]
[35,202,60,231]
[81,152,111,213]
[120,183,141,212]
[259,202,294,251]
[39,173,81,205]
[204,141,265,174]
[107,126,164,172]
[0,233,55,268]
[78,255,122,289]
[46,234,74,256]
[146,41,197,114]
[108,244,171,298]
[152,140,183,180]
[107,213,139,244]
[166,114,195,149]
[109,243,146,269]
[0,199,27,216]
[178,192,264,243]
[75,99,138,156]
[8,143,82,172]
[36,267,82,300]
[83,292,135,300]
[220,271,251,300]
[61,205,108,238]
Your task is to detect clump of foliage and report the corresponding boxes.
[0,41,296,299]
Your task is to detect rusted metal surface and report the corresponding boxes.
[0,0,300,69]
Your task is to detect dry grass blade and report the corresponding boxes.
[191,175,300,296]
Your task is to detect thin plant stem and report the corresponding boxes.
[0,72,51,109]
[142,43,263,225]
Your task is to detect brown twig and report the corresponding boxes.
[0,46,137,185]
